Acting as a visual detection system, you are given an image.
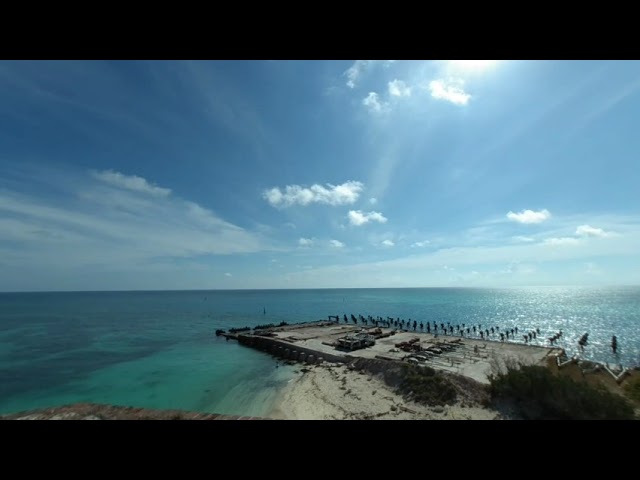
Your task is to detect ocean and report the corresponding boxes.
[1,287,639,416]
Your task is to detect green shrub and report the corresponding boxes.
[397,365,458,406]
[623,377,640,403]
[489,365,635,420]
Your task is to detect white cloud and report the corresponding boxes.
[263,188,283,206]
[345,60,372,88]
[344,60,395,88]
[576,224,609,237]
[298,237,314,247]
[91,170,171,197]
[513,236,535,242]
[411,241,430,248]
[381,239,395,247]
[388,79,411,97]
[329,239,345,248]
[224,272,232,277]
[369,197,377,205]
[506,209,551,224]
[362,92,389,114]
[543,237,581,246]
[348,210,388,226]
[428,78,471,106]
[263,181,363,208]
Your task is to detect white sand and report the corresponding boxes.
[267,363,499,420]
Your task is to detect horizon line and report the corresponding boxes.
[1,284,638,294]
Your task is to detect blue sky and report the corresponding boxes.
[1,60,639,291]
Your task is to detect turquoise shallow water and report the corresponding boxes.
[1,287,639,415]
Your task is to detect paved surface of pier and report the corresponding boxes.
[245,322,561,384]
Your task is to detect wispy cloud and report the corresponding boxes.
[381,239,395,247]
[270,220,640,288]
[329,239,345,248]
[584,262,602,275]
[298,237,314,247]
[263,181,363,208]
[0,169,267,270]
[91,170,171,197]
[576,224,610,237]
[428,78,471,106]
[369,197,377,205]
[224,272,232,277]
[362,92,389,114]
[543,237,581,246]
[506,209,551,224]
[180,61,272,159]
[411,240,430,248]
[388,79,411,97]
[345,60,372,88]
[344,60,395,88]
[513,236,535,242]
[348,210,388,226]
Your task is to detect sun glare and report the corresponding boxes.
[448,60,499,73]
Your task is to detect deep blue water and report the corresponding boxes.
[1,287,638,415]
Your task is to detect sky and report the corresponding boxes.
[1,60,640,291]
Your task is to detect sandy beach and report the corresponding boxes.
[267,362,500,420]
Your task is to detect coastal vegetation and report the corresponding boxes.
[623,376,640,403]
[488,364,636,420]
[346,354,638,418]
[397,365,458,406]
[227,327,251,334]
[347,358,489,408]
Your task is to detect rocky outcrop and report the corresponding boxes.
[0,403,269,420]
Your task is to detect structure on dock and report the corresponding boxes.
[336,333,376,351]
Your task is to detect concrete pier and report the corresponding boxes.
[233,321,563,384]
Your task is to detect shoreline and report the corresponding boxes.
[266,362,500,420]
